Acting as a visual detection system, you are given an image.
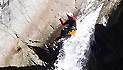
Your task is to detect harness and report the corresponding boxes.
[67,26,77,35]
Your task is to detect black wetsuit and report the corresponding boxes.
[60,17,77,38]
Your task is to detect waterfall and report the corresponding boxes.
[54,1,103,70]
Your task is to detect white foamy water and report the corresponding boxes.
[55,1,103,70]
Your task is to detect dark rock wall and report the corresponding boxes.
[0,65,46,70]
[88,1,123,70]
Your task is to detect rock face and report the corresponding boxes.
[0,0,84,67]
[0,0,122,68]
[88,1,123,70]
[97,0,121,25]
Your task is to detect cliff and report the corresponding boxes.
[87,1,123,70]
[0,0,84,67]
[0,0,122,68]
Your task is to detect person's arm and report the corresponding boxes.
[59,18,65,25]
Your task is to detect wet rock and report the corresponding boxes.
[0,65,46,70]
[88,1,123,70]
[27,40,63,69]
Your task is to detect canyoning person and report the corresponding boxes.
[59,12,77,39]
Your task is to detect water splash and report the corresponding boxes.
[55,2,103,70]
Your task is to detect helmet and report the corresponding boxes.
[66,12,73,17]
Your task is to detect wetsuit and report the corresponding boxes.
[59,16,77,38]
[60,17,76,27]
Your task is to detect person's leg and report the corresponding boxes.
[60,27,69,38]
[63,27,69,38]
[60,29,64,38]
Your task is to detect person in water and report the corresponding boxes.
[59,12,77,39]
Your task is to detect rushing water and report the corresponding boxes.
[54,1,103,70]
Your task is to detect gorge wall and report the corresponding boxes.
[88,1,123,70]
[0,0,85,67]
[0,0,122,68]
